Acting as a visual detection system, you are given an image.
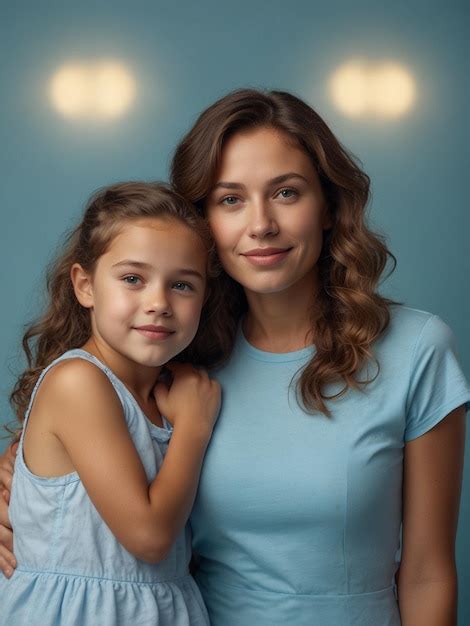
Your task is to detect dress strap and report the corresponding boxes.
[18,349,122,449]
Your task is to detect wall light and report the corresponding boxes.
[49,60,136,119]
[329,59,416,119]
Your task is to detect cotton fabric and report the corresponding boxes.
[0,349,209,626]
[191,306,470,626]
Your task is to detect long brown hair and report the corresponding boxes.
[171,88,396,415]
[9,182,219,430]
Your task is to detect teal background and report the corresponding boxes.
[1,0,468,621]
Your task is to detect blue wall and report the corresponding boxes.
[1,1,468,621]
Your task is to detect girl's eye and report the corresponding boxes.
[221,196,239,206]
[173,282,193,292]
[277,188,298,200]
[123,275,141,286]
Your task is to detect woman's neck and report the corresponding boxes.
[243,274,319,353]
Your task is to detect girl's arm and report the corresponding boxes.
[32,358,220,564]
[397,406,466,626]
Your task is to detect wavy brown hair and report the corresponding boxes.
[171,88,397,416]
[8,182,220,432]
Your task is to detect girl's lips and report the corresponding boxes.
[134,327,175,340]
[242,248,292,267]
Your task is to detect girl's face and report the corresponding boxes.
[206,127,330,298]
[75,217,207,370]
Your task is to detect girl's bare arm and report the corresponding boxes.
[27,359,219,563]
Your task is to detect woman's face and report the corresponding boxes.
[206,127,330,298]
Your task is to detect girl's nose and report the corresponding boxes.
[145,288,173,317]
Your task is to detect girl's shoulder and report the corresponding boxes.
[31,353,122,420]
[23,354,125,478]
[40,352,113,391]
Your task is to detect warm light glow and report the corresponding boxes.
[369,63,416,118]
[329,59,416,119]
[329,61,368,117]
[50,65,90,117]
[49,61,136,119]
[93,62,136,117]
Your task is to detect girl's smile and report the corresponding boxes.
[73,217,207,390]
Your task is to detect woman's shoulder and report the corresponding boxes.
[381,304,456,353]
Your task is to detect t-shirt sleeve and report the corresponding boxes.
[404,315,470,442]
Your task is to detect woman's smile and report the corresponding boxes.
[207,126,330,297]
[241,246,293,267]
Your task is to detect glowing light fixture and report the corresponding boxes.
[329,59,416,119]
[50,64,90,117]
[49,61,136,119]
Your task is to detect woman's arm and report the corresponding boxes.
[0,442,17,576]
[23,358,220,564]
[397,405,466,626]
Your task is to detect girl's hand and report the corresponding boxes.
[153,363,221,438]
[0,442,18,577]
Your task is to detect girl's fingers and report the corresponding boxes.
[0,547,16,578]
[0,524,14,557]
[0,497,12,534]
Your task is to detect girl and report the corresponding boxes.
[0,182,220,625]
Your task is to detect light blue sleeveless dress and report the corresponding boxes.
[0,349,209,626]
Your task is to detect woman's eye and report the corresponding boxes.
[173,282,193,292]
[278,188,298,199]
[221,196,239,206]
[123,275,141,286]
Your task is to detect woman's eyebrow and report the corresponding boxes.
[212,181,246,191]
[212,172,309,192]
[268,173,309,186]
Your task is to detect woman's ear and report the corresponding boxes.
[71,263,94,309]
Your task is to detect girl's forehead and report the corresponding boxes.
[111,217,202,247]
[102,218,208,270]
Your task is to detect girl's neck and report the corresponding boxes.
[81,337,162,407]
[243,272,319,353]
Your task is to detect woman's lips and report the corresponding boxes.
[242,247,292,267]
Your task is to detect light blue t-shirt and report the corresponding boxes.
[190,306,470,626]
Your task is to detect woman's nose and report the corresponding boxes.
[247,200,279,239]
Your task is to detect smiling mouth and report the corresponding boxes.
[134,326,175,340]
[242,247,292,266]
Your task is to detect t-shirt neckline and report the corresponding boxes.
[237,325,315,363]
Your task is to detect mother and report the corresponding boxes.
[1,89,469,626]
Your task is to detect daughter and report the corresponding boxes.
[0,182,220,625]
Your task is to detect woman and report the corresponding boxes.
[1,89,469,626]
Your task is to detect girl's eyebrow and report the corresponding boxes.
[112,260,204,280]
[212,172,309,192]
[112,260,152,270]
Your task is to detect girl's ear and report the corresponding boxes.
[71,263,94,308]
